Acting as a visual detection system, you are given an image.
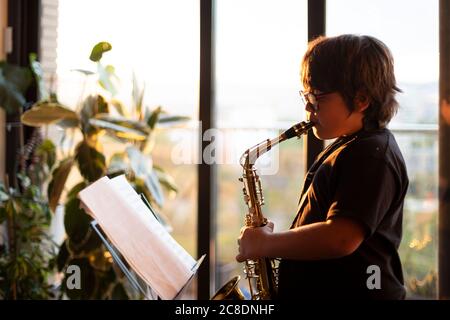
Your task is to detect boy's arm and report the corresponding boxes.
[236,216,365,262]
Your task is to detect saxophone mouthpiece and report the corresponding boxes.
[282,121,314,139]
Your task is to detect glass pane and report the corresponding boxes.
[214,0,308,295]
[42,0,199,299]
[327,0,439,298]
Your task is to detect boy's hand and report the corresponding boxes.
[236,221,274,262]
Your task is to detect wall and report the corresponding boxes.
[0,0,7,183]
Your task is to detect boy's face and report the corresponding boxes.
[304,90,365,140]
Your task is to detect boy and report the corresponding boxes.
[236,34,409,300]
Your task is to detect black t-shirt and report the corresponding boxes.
[277,127,409,300]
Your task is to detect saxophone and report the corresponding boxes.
[212,121,314,300]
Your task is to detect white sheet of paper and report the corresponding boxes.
[78,175,196,300]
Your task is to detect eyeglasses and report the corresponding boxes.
[299,90,333,111]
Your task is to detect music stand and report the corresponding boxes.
[89,192,205,300]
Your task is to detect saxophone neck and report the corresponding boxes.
[240,121,314,168]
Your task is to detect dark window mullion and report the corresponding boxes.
[439,0,450,300]
[197,0,216,300]
[305,0,326,170]
[5,0,40,188]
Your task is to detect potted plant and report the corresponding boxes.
[0,56,60,299]
[20,42,189,299]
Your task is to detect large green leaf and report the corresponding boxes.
[0,82,26,114]
[95,114,149,132]
[64,196,91,243]
[126,146,164,207]
[89,42,112,62]
[55,118,80,129]
[47,157,74,212]
[75,140,106,182]
[89,118,147,141]
[21,103,79,127]
[146,107,190,129]
[0,61,32,114]
[0,60,32,94]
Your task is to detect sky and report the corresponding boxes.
[55,0,439,127]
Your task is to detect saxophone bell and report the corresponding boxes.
[211,276,246,300]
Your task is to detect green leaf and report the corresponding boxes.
[80,95,109,124]
[29,53,49,101]
[5,198,17,223]
[110,99,127,116]
[158,114,191,125]
[17,173,31,189]
[80,95,99,135]
[21,102,79,127]
[97,63,119,97]
[0,61,32,114]
[71,69,95,76]
[0,60,32,94]
[55,118,80,129]
[111,283,129,300]
[75,140,106,182]
[108,152,129,173]
[89,118,147,141]
[95,114,149,132]
[96,95,109,114]
[132,72,145,119]
[47,157,74,212]
[36,138,56,170]
[64,197,91,244]
[126,146,164,207]
[0,206,6,223]
[89,42,112,62]
[0,189,9,202]
[0,81,26,113]
[56,240,70,272]
[67,182,88,199]
[147,106,163,130]
[154,167,178,193]
[81,229,102,253]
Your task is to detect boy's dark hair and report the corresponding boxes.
[301,34,401,129]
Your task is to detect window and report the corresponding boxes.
[41,0,199,298]
[214,0,308,295]
[327,0,439,299]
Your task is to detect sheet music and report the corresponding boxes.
[78,175,196,300]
